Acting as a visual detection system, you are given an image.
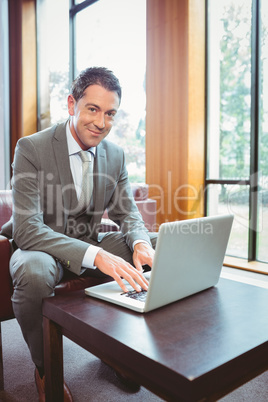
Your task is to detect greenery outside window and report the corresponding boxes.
[206,0,268,266]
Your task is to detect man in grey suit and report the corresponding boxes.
[6,67,157,400]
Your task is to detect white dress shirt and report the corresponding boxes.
[66,123,100,269]
[66,123,149,271]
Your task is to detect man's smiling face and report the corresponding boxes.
[68,84,120,150]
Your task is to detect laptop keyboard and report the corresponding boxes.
[122,289,148,302]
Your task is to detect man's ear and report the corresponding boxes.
[67,94,75,116]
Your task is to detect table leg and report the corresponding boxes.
[0,322,4,390]
[43,316,64,402]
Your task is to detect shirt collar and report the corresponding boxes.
[66,121,96,157]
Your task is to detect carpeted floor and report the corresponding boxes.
[0,318,267,402]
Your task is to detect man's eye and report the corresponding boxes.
[89,108,96,113]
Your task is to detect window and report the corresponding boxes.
[206,0,268,264]
[37,0,69,131]
[37,0,146,183]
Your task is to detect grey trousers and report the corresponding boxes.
[10,231,157,369]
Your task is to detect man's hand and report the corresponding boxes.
[94,249,148,293]
[133,242,155,272]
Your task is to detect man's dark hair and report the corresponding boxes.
[71,67,122,103]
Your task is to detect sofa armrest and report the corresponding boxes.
[101,184,157,232]
[130,183,148,200]
[136,199,157,232]
[0,236,14,321]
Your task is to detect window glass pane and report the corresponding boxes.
[37,0,69,130]
[75,0,146,182]
[207,184,249,258]
[257,182,268,262]
[257,1,268,262]
[207,0,252,181]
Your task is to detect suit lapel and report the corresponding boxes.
[52,121,75,219]
[94,143,107,216]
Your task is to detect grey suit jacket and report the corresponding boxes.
[2,121,150,275]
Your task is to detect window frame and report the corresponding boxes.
[69,0,100,83]
[205,0,267,270]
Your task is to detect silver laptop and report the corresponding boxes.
[85,214,234,313]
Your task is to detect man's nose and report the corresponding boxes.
[94,113,105,129]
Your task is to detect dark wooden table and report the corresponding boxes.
[43,278,268,401]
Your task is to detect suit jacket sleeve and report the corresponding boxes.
[11,133,89,275]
